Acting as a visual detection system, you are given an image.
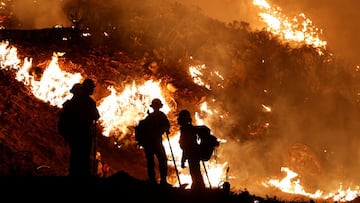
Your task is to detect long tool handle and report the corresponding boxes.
[166,133,181,187]
[93,122,97,177]
[202,160,211,189]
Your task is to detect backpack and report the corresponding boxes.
[135,111,170,146]
[195,125,220,161]
[57,99,76,143]
[134,117,150,146]
[57,109,71,142]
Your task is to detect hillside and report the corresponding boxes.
[0,29,282,203]
[1,0,360,202]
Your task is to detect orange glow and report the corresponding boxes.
[189,64,209,89]
[166,132,227,189]
[97,80,170,139]
[263,167,360,202]
[253,0,327,54]
[189,62,224,90]
[1,31,358,200]
[0,40,228,189]
[261,104,271,112]
[0,41,82,108]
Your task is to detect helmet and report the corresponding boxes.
[82,78,96,89]
[82,78,96,95]
[150,98,163,109]
[70,83,82,95]
[177,109,192,125]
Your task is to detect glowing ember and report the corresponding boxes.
[261,104,271,112]
[189,64,210,89]
[189,62,224,90]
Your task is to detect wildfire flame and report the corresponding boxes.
[263,167,360,202]
[97,80,170,139]
[0,40,228,190]
[0,0,358,195]
[0,41,82,107]
[189,62,224,90]
[253,0,327,55]
[250,1,360,201]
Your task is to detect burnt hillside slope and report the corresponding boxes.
[1,1,360,202]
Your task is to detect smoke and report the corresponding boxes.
[269,0,360,65]
[180,0,360,66]
[12,0,69,29]
[6,0,360,198]
[166,1,360,195]
[179,0,261,27]
[10,0,360,64]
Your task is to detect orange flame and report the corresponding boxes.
[1,24,359,199]
[97,80,170,140]
[253,0,327,54]
[263,167,360,202]
[0,41,82,108]
[0,40,228,189]
[189,61,224,90]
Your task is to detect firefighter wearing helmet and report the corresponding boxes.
[139,98,171,186]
